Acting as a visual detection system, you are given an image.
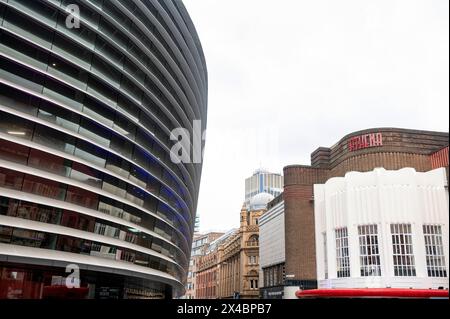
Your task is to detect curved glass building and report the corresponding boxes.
[0,0,207,299]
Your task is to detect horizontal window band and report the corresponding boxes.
[0,103,193,232]
[0,243,183,290]
[0,188,189,266]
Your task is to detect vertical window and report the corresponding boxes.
[322,232,328,279]
[0,167,24,190]
[65,185,98,209]
[22,174,66,200]
[0,139,29,165]
[335,227,350,278]
[358,225,381,276]
[391,224,416,276]
[423,225,447,277]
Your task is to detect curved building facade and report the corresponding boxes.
[0,0,207,299]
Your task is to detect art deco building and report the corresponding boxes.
[314,167,449,290]
[0,0,207,299]
[281,128,448,297]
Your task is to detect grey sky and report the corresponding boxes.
[182,0,449,233]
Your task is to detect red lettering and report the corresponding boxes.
[348,133,383,152]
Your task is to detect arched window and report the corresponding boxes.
[248,235,259,247]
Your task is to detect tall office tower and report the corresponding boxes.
[244,169,283,206]
[0,0,207,299]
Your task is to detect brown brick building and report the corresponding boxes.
[184,232,224,299]
[283,128,449,291]
[196,249,220,299]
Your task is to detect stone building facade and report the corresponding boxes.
[195,193,273,299]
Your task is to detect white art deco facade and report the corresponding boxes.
[314,167,449,290]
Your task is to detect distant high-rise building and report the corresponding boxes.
[245,169,283,205]
[194,215,201,234]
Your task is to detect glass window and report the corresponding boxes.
[126,185,145,206]
[0,139,29,165]
[42,77,85,111]
[117,95,140,121]
[358,225,381,276]
[33,124,76,155]
[137,131,159,158]
[0,167,24,190]
[0,225,13,243]
[47,55,89,90]
[98,14,129,49]
[322,232,328,279]
[423,225,447,277]
[11,228,56,249]
[110,134,133,158]
[91,55,121,88]
[7,0,58,27]
[0,197,18,217]
[90,242,117,259]
[13,200,62,225]
[22,174,66,200]
[113,114,137,140]
[2,8,53,49]
[52,33,93,69]
[0,28,49,73]
[391,224,416,277]
[73,140,107,167]
[138,111,157,136]
[37,100,81,132]
[98,197,125,219]
[102,175,127,198]
[66,185,98,209]
[124,58,146,83]
[60,0,100,28]
[82,96,115,128]
[56,235,91,254]
[61,210,95,232]
[56,13,96,49]
[120,77,143,104]
[0,111,35,140]
[78,118,111,147]
[28,148,72,177]
[94,33,125,68]
[86,75,118,108]
[128,166,147,189]
[105,154,130,178]
[132,147,149,171]
[335,227,350,278]
[70,162,103,188]
[0,82,39,116]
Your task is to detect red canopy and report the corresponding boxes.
[296,288,449,298]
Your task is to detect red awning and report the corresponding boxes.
[296,288,449,298]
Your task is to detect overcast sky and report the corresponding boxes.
[182,0,449,233]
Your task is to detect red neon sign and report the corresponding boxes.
[348,133,383,152]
